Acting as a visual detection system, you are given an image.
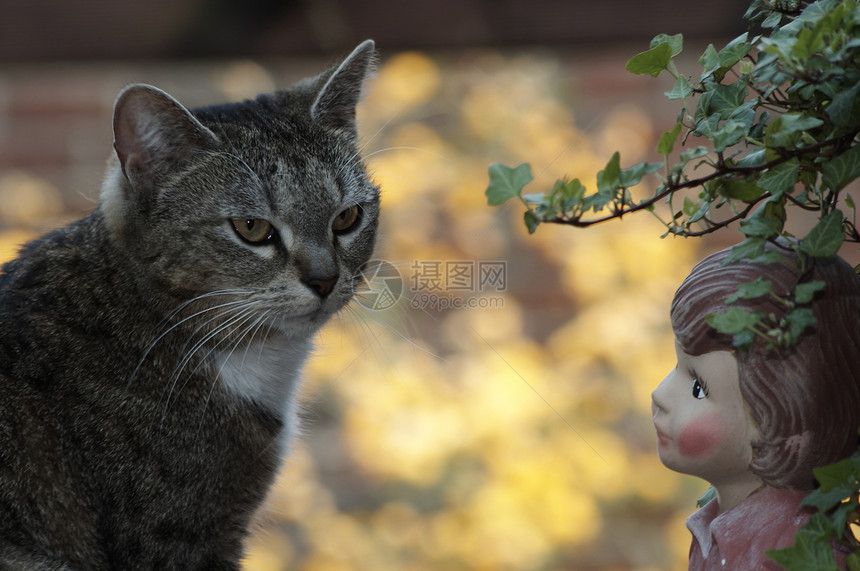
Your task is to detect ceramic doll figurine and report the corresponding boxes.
[652,240,860,570]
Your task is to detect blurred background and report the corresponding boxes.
[2,1,857,570]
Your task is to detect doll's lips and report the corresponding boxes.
[652,420,671,443]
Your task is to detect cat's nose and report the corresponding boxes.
[303,274,339,298]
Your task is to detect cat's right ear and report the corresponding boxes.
[112,84,218,192]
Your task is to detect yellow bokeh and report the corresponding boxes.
[0,171,63,228]
[365,51,441,115]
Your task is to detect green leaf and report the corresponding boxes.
[597,152,622,192]
[626,42,673,77]
[708,83,749,119]
[706,306,763,335]
[757,158,800,193]
[718,33,751,68]
[524,210,540,234]
[620,161,662,187]
[687,199,710,224]
[799,210,845,257]
[665,76,693,100]
[486,163,533,206]
[846,551,860,571]
[658,123,683,155]
[766,526,839,571]
[651,33,683,56]
[695,115,747,152]
[793,280,825,304]
[697,486,716,508]
[724,237,766,264]
[552,178,586,213]
[726,277,772,304]
[814,456,856,493]
[765,113,824,148]
[784,307,817,340]
[699,44,721,80]
[680,146,710,162]
[761,11,782,28]
[822,145,860,192]
[739,193,786,239]
[715,179,765,201]
[826,80,860,127]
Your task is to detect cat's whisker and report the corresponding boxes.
[160,303,264,421]
[363,146,449,162]
[346,300,442,361]
[129,292,255,390]
[196,309,275,433]
[356,102,406,156]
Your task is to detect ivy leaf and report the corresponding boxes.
[813,455,859,495]
[597,152,622,193]
[765,524,839,571]
[718,33,752,68]
[784,307,816,340]
[658,123,683,156]
[551,178,586,213]
[757,158,800,193]
[822,145,860,192]
[620,161,662,187]
[651,33,684,56]
[793,280,825,304]
[826,80,860,127]
[699,44,722,80]
[626,42,673,77]
[714,179,765,201]
[706,306,763,335]
[680,146,710,162]
[486,163,533,206]
[723,237,766,264]
[708,83,749,119]
[523,210,540,234]
[739,193,786,239]
[765,113,824,148]
[665,76,693,100]
[762,11,782,28]
[799,210,844,257]
[726,277,772,304]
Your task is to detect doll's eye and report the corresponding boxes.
[692,378,708,400]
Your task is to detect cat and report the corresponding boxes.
[0,40,379,570]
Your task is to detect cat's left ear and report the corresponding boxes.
[310,39,376,133]
[112,84,219,192]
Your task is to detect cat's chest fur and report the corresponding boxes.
[215,334,311,443]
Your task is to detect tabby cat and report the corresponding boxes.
[0,40,379,569]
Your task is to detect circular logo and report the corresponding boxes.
[355,259,403,311]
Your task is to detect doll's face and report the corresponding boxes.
[651,342,759,486]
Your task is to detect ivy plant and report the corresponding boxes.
[486,0,860,568]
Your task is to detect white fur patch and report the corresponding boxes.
[215,335,312,437]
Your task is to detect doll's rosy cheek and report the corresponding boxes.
[678,413,726,458]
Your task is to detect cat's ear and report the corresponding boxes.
[112,84,218,190]
[310,40,376,133]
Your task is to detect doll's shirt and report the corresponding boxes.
[686,486,814,570]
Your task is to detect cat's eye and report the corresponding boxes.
[332,206,361,233]
[231,218,275,244]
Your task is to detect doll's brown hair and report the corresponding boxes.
[671,240,860,489]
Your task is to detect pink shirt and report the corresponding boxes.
[686,486,815,570]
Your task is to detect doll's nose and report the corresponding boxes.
[651,375,671,416]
